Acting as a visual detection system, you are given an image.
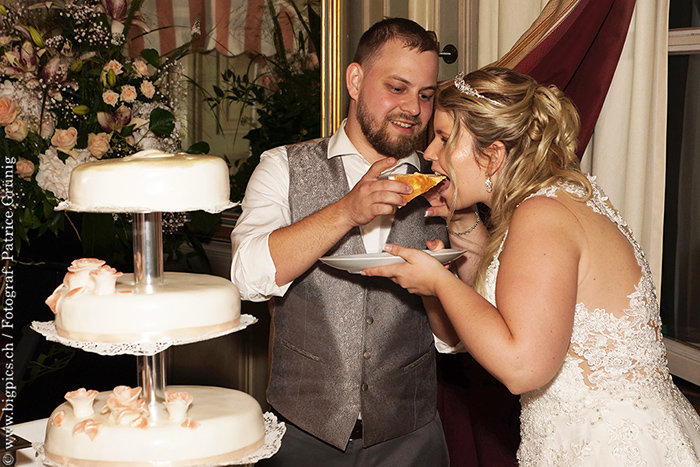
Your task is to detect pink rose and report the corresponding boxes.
[51,127,78,152]
[120,85,136,103]
[132,60,149,77]
[140,80,155,99]
[15,157,34,179]
[102,90,119,106]
[39,114,56,138]
[0,96,20,125]
[5,119,28,142]
[102,59,123,76]
[87,132,111,158]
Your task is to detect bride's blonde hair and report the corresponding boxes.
[435,67,591,291]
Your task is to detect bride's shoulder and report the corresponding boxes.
[511,192,585,240]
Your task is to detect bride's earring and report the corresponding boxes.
[485,174,493,193]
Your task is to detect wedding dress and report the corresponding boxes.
[483,177,700,466]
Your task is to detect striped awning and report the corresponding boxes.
[136,0,300,57]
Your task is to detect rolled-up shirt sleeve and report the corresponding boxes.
[434,335,466,354]
[230,147,294,302]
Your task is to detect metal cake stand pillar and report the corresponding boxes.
[132,212,166,417]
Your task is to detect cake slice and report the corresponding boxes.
[391,173,446,202]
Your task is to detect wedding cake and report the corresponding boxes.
[44,386,265,466]
[39,150,275,466]
[57,149,235,213]
[46,259,241,343]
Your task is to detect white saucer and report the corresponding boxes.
[319,249,465,274]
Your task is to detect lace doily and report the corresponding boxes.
[30,315,258,356]
[32,412,286,466]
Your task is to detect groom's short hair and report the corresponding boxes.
[352,18,439,71]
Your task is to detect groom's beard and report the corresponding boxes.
[357,95,424,159]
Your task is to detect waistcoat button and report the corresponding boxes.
[361,383,368,391]
[363,351,371,359]
[366,317,374,325]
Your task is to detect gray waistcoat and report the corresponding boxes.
[267,138,448,449]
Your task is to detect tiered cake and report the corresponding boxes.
[40,149,270,466]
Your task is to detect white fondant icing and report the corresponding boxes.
[59,149,235,213]
[44,386,266,465]
[53,272,241,343]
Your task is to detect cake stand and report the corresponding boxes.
[32,211,284,465]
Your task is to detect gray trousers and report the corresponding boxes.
[257,412,449,467]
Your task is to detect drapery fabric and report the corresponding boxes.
[137,0,299,56]
[491,0,636,160]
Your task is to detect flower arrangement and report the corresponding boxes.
[0,0,206,260]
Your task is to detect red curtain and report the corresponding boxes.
[494,0,637,158]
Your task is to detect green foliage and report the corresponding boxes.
[207,0,322,201]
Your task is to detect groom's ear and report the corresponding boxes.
[346,62,363,101]
[485,141,506,175]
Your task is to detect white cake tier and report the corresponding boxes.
[44,386,266,466]
[54,272,241,343]
[58,149,235,213]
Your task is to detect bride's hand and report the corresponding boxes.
[423,189,450,219]
[361,243,452,296]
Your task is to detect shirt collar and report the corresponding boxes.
[327,119,422,172]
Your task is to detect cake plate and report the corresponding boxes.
[34,212,283,465]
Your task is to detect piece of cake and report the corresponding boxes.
[391,173,446,202]
[58,149,235,213]
[44,385,265,465]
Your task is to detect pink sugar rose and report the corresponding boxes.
[140,80,155,99]
[51,127,78,152]
[87,132,111,158]
[0,96,20,125]
[45,283,65,314]
[5,119,28,142]
[110,385,142,406]
[120,84,137,103]
[102,90,119,106]
[65,258,106,290]
[164,390,194,423]
[15,157,34,179]
[104,386,148,425]
[90,264,123,295]
[65,388,99,418]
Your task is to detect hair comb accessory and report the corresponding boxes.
[454,72,503,107]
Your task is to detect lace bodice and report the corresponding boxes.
[483,177,700,466]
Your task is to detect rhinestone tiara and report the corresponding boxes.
[454,72,503,107]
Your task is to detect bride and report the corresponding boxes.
[363,66,700,465]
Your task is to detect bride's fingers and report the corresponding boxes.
[426,239,445,251]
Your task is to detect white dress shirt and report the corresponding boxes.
[230,120,463,353]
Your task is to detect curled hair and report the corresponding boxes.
[352,18,439,70]
[435,67,591,291]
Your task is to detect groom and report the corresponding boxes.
[231,18,449,466]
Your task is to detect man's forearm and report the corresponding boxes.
[269,199,355,286]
